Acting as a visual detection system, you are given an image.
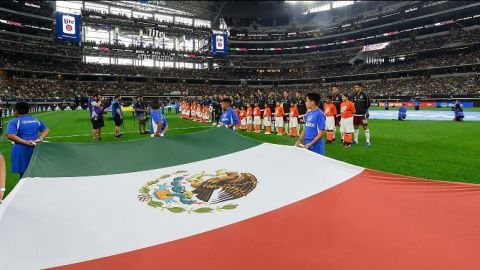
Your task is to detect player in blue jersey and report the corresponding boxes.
[7,102,49,178]
[219,98,239,130]
[398,103,407,121]
[295,93,326,155]
[149,101,168,137]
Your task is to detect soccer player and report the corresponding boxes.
[295,93,326,155]
[233,105,241,129]
[111,95,123,138]
[274,101,285,135]
[324,96,337,143]
[246,104,253,132]
[263,104,272,134]
[150,101,168,137]
[398,103,407,121]
[253,102,262,133]
[219,98,239,130]
[288,101,299,137]
[7,102,49,178]
[239,105,247,130]
[340,94,355,147]
[331,85,342,142]
[134,96,147,135]
[352,83,371,146]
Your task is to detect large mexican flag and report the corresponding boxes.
[0,128,479,270]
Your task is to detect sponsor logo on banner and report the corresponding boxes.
[138,170,257,213]
[216,35,224,50]
[362,42,390,52]
[379,102,436,107]
[62,15,76,34]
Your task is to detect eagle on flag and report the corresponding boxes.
[192,172,257,204]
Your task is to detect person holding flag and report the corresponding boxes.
[219,98,239,130]
[150,101,168,137]
[398,103,407,121]
[7,102,49,178]
[295,93,326,155]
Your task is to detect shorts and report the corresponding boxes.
[136,114,146,122]
[114,114,123,127]
[263,117,271,127]
[326,116,335,131]
[354,114,368,126]
[91,118,104,129]
[275,117,284,127]
[246,116,253,125]
[241,118,247,126]
[340,117,354,133]
[304,138,325,156]
[253,116,261,125]
[335,115,341,127]
[11,144,34,174]
[289,117,298,128]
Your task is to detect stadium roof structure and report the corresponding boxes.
[95,1,220,20]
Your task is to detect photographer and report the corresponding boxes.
[134,96,148,135]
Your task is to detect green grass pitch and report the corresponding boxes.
[2,110,479,197]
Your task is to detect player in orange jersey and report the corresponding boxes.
[288,101,300,137]
[274,101,285,135]
[246,104,253,132]
[340,94,356,147]
[263,105,272,134]
[324,96,338,143]
[253,102,262,133]
[239,105,247,130]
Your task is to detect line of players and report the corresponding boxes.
[180,83,371,147]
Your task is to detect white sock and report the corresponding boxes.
[365,129,370,143]
[354,129,359,142]
[333,126,336,139]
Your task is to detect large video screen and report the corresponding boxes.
[212,32,228,56]
[56,12,81,42]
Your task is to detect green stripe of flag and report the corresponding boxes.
[24,128,261,178]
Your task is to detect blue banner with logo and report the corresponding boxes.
[56,12,81,42]
[436,101,473,108]
[212,33,228,56]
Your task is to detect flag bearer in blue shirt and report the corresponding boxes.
[7,102,49,178]
[219,98,239,130]
[295,93,326,155]
[150,101,168,137]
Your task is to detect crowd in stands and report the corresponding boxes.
[82,9,211,33]
[0,36,80,57]
[1,74,479,100]
[230,1,471,41]
[375,28,480,56]
[82,41,209,57]
[0,1,53,17]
